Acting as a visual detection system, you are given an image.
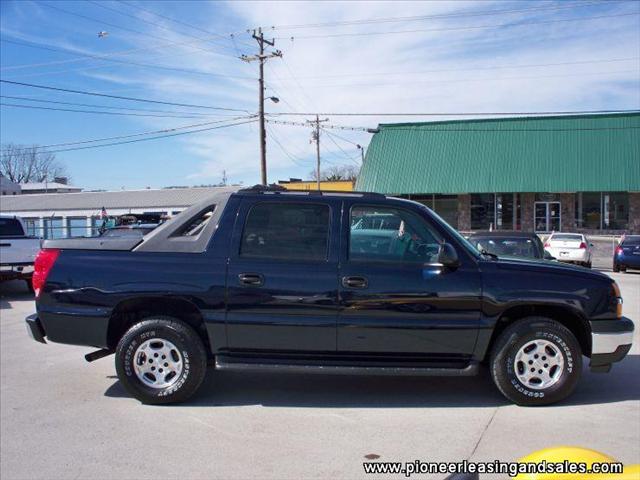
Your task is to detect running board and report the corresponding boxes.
[215,357,479,377]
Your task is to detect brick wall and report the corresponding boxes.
[520,193,535,231]
[629,192,640,234]
[559,193,576,231]
[457,194,471,231]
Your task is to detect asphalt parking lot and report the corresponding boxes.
[1,271,639,480]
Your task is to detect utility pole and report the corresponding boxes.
[307,115,329,190]
[241,28,282,185]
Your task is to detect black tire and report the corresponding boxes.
[613,264,620,272]
[585,262,592,269]
[24,279,34,294]
[115,317,208,405]
[490,317,582,406]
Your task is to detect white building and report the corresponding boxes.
[0,175,21,196]
[0,187,227,238]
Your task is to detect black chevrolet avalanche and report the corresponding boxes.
[26,187,634,406]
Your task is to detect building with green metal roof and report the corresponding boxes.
[356,112,639,233]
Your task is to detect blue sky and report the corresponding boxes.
[1,0,639,191]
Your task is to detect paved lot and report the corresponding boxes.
[1,272,638,480]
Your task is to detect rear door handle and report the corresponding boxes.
[238,273,264,287]
[342,276,368,289]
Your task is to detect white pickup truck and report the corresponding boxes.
[0,215,41,291]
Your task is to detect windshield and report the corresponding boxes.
[622,236,640,246]
[472,237,542,259]
[0,218,24,236]
[551,234,582,241]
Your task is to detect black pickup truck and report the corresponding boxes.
[26,186,634,405]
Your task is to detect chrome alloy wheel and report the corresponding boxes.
[513,339,565,390]
[133,338,183,389]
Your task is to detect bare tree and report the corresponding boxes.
[309,164,360,182]
[0,143,69,183]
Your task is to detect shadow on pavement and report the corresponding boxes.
[0,280,33,309]
[104,355,640,408]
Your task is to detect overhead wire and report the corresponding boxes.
[275,11,640,40]
[5,118,258,155]
[268,1,607,29]
[0,95,236,117]
[0,79,251,112]
[37,0,239,59]
[13,116,257,149]
[0,102,230,118]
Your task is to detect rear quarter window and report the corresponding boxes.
[240,202,330,261]
[0,218,24,236]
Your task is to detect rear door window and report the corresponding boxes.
[240,202,330,261]
[0,218,24,236]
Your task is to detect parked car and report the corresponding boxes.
[466,231,552,260]
[0,215,41,291]
[544,232,593,268]
[613,235,640,272]
[100,224,158,238]
[25,187,632,406]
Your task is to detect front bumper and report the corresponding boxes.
[25,314,46,344]
[589,317,634,372]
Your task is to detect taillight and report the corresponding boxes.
[544,242,550,248]
[32,249,60,298]
[579,242,587,249]
[611,282,623,318]
[615,246,623,255]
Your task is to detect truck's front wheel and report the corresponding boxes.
[490,317,582,406]
[115,317,208,405]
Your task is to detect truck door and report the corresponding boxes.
[225,196,340,353]
[338,202,482,365]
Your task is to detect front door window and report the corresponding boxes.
[534,202,561,233]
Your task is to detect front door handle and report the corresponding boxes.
[342,276,368,289]
[238,273,264,287]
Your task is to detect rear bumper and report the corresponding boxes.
[546,248,589,263]
[25,314,46,344]
[0,264,33,281]
[589,317,634,372]
[614,255,640,269]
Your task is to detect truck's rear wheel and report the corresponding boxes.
[490,317,582,406]
[115,317,207,405]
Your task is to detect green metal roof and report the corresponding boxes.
[356,112,640,194]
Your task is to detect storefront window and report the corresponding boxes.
[433,195,458,229]
[471,194,495,230]
[575,192,628,230]
[603,192,628,230]
[407,195,458,229]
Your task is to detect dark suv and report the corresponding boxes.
[25,187,633,406]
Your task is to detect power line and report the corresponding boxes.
[266,118,369,131]
[268,1,606,29]
[6,118,258,155]
[276,12,640,40]
[119,0,254,48]
[321,128,361,166]
[37,0,239,59]
[265,124,311,167]
[0,102,230,119]
[0,95,233,117]
[0,80,251,112]
[87,0,241,56]
[268,109,640,117]
[19,116,256,149]
[289,57,640,80]
[272,68,639,89]
[0,39,256,81]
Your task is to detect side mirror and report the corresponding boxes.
[437,243,460,268]
[543,251,556,260]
